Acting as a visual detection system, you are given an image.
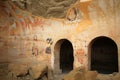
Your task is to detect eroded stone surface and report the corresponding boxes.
[63,67,98,80]
[12,0,78,18]
[0,63,50,80]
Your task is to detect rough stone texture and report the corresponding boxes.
[85,71,98,80]
[63,67,86,80]
[12,0,78,18]
[0,1,120,80]
[0,63,120,80]
[29,63,48,79]
[63,67,98,80]
[112,73,120,80]
[8,63,29,77]
[0,63,51,80]
[97,73,120,80]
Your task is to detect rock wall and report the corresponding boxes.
[0,0,120,72]
[12,0,78,18]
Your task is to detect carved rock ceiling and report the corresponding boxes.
[11,0,78,18]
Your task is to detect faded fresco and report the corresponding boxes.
[0,0,120,71]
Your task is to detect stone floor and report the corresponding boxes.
[0,63,120,80]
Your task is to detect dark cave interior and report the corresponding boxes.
[91,37,118,74]
[60,40,74,73]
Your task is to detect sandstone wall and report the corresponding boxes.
[0,0,120,71]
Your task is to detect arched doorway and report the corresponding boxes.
[89,36,118,74]
[54,39,74,74]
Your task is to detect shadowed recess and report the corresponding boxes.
[60,40,74,73]
[90,37,118,74]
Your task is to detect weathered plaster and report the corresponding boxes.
[0,0,120,72]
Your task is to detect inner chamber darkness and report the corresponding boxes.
[60,40,74,73]
[91,37,118,74]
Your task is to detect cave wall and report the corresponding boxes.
[0,0,120,71]
[12,0,78,18]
